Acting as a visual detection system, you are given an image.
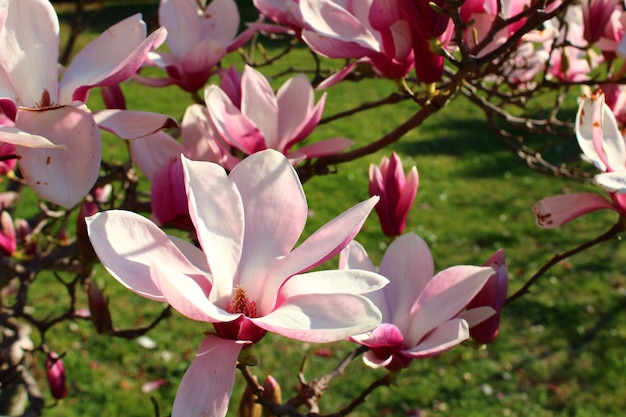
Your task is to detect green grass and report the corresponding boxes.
[18,2,626,417]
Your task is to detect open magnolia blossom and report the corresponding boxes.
[86,149,387,417]
[0,0,169,207]
[205,65,352,162]
[340,233,495,370]
[533,91,626,228]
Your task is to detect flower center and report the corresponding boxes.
[226,286,257,317]
[35,89,56,109]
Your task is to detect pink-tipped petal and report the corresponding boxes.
[403,318,470,359]
[241,66,279,147]
[267,196,379,292]
[276,74,315,148]
[0,0,60,106]
[171,335,247,417]
[253,293,382,343]
[294,138,353,158]
[94,109,177,139]
[130,132,183,181]
[228,150,307,297]
[15,105,101,208]
[406,266,493,346]
[532,192,619,228]
[86,210,205,301]
[182,156,244,301]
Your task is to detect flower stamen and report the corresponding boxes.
[226,286,257,317]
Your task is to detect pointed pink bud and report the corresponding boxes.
[263,375,282,409]
[15,218,37,257]
[0,142,17,175]
[369,152,418,236]
[46,351,68,400]
[100,84,127,110]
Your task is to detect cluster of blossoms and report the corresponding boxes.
[2,0,626,415]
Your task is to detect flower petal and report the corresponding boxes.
[86,210,205,301]
[403,318,469,359]
[406,265,493,346]
[294,138,353,158]
[253,293,382,342]
[171,335,247,417]
[278,269,388,300]
[94,109,177,139]
[532,192,619,228]
[241,66,279,147]
[0,0,59,106]
[228,150,307,299]
[60,16,167,103]
[130,131,183,181]
[15,105,101,207]
[268,196,379,287]
[182,156,243,303]
[594,172,626,193]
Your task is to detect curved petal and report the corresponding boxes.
[199,0,240,45]
[159,0,202,59]
[294,138,353,158]
[61,17,167,103]
[94,109,177,139]
[149,259,236,323]
[594,172,626,193]
[171,335,247,417]
[405,266,493,347]
[15,105,101,208]
[182,156,243,303]
[0,125,62,148]
[0,0,59,106]
[532,192,618,228]
[351,323,405,349]
[276,74,315,148]
[266,196,379,294]
[403,318,469,358]
[205,85,267,154]
[379,233,434,329]
[86,210,206,301]
[277,269,387,300]
[241,66,279,147]
[253,293,382,343]
[300,30,375,59]
[130,131,183,181]
[228,150,307,299]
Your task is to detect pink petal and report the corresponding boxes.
[205,85,267,154]
[352,323,405,350]
[0,0,60,106]
[200,0,240,45]
[276,74,315,148]
[130,131,183,181]
[159,0,203,59]
[228,150,308,300]
[14,105,101,208]
[94,109,177,139]
[278,269,387,300]
[241,66,279,147]
[406,266,493,346]
[253,293,382,342]
[86,210,206,301]
[403,318,470,358]
[532,192,618,228]
[594,172,626,193]
[266,196,379,294]
[379,233,434,330]
[300,30,375,59]
[62,19,167,103]
[148,259,235,323]
[293,137,353,159]
[171,335,247,417]
[0,126,62,149]
[182,156,244,302]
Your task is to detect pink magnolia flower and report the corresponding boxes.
[138,0,262,92]
[298,0,415,80]
[533,91,626,228]
[581,0,626,60]
[466,249,508,344]
[254,0,306,32]
[369,152,418,237]
[0,210,16,256]
[0,0,168,207]
[86,149,387,417]
[205,65,353,162]
[340,233,494,370]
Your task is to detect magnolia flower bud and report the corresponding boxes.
[87,280,114,335]
[262,376,282,417]
[46,351,68,400]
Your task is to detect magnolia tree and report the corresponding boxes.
[0,0,624,416]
